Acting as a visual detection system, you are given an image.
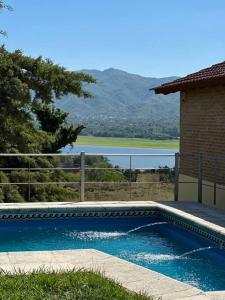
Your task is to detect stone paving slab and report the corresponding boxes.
[206,291,225,300]
[156,202,225,242]
[0,249,210,300]
[158,201,225,228]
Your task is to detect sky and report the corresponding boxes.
[1,0,225,78]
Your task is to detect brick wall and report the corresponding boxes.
[180,85,225,184]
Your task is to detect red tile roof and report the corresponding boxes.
[152,61,225,94]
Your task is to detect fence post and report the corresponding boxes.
[129,155,132,201]
[28,157,31,202]
[174,152,179,201]
[213,159,217,205]
[80,152,85,202]
[198,153,203,203]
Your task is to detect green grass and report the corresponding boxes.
[76,136,179,149]
[0,270,152,300]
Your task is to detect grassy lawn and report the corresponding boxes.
[76,136,179,149]
[0,270,152,300]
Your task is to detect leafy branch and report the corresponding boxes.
[0,0,13,36]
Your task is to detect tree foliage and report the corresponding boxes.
[0,0,12,36]
[0,46,95,153]
[0,47,96,202]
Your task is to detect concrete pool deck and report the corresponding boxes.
[159,201,225,229]
[0,200,225,299]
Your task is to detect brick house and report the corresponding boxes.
[153,62,225,208]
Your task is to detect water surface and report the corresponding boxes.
[63,145,177,168]
[1,216,225,291]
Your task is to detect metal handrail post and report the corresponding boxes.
[28,157,31,202]
[174,152,179,201]
[213,159,217,205]
[198,153,203,203]
[80,152,85,202]
[129,155,132,201]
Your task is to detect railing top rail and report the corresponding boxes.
[83,153,176,157]
[0,153,176,157]
[0,153,80,157]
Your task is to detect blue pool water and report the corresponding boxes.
[0,216,225,291]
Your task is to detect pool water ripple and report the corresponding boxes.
[123,246,215,263]
[67,222,168,241]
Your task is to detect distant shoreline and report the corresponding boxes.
[75,136,179,150]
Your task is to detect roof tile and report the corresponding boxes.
[152,61,225,94]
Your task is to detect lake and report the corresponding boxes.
[63,145,178,169]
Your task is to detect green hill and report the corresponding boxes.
[57,68,179,139]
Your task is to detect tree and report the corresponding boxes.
[0,46,96,202]
[0,0,12,36]
[0,46,95,153]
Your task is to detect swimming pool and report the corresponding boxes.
[0,215,225,291]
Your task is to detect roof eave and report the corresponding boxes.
[152,77,225,95]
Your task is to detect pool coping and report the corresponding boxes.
[0,249,210,300]
[206,291,225,300]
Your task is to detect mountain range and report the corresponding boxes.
[56,68,180,139]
